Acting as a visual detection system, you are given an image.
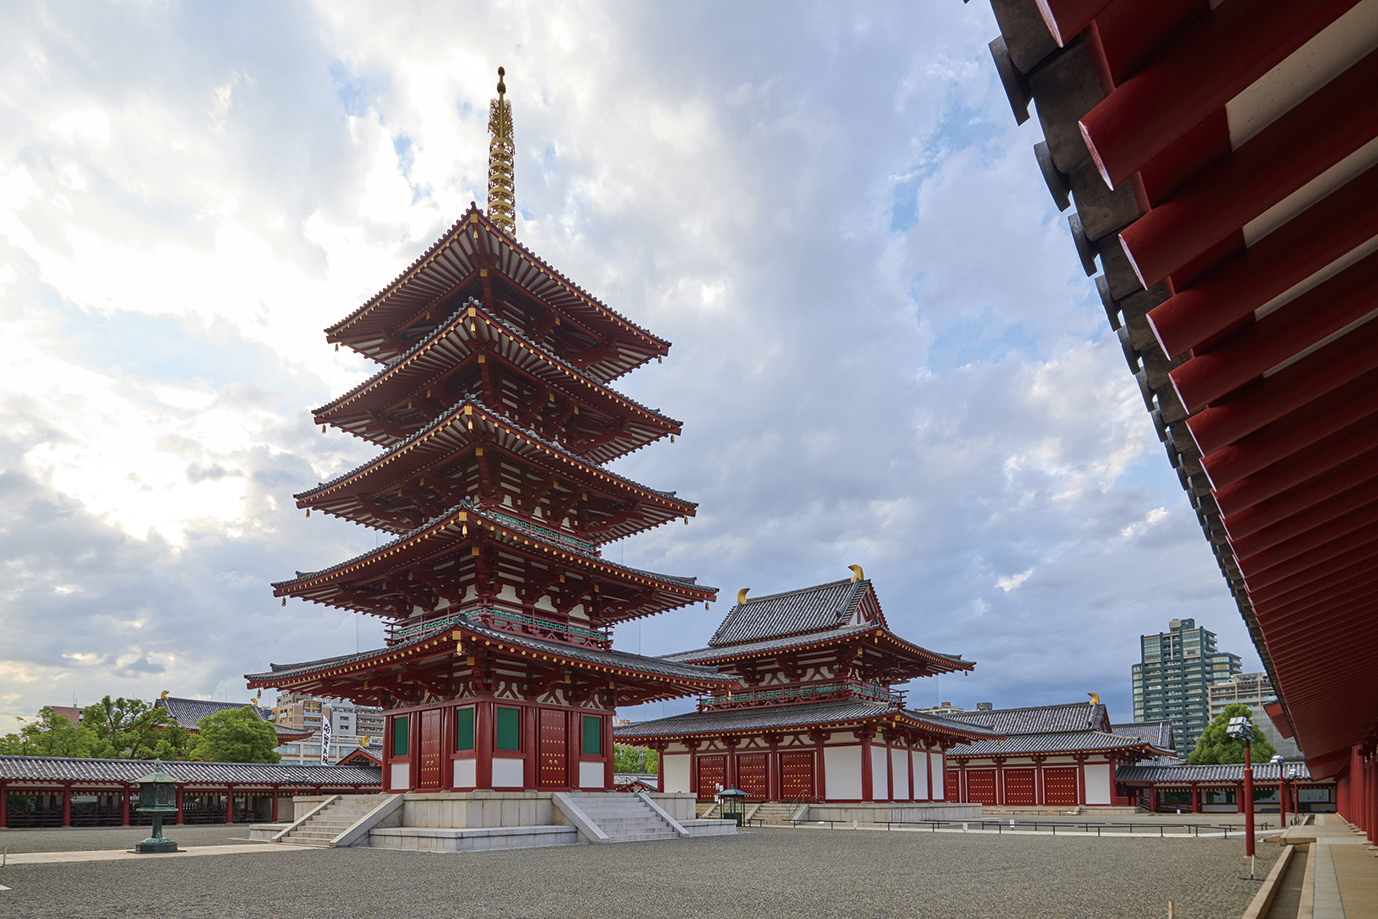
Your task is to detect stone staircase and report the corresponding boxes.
[749,802,805,826]
[277,794,391,847]
[570,792,680,843]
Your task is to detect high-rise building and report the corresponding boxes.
[1132,618,1241,753]
[1208,672,1303,761]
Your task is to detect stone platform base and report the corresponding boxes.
[980,805,1142,816]
[804,802,983,824]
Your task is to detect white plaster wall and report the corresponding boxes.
[492,757,524,788]
[871,748,888,800]
[912,751,928,799]
[824,745,862,800]
[390,763,409,790]
[1084,763,1111,804]
[663,754,691,793]
[891,748,909,799]
[929,753,945,799]
[579,761,604,789]
[454,758,476,788]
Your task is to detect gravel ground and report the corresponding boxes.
[0,826,1277,919]
[0,824,247,854]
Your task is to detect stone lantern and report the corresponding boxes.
[719,787,748,826]
[132,759,180,853]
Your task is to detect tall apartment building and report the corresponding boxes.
[1132,618,1241,753]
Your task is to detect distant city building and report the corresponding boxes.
[911,701,968,715]
[269,691,385,764]
[1131,618,1241,753]
[1208,672,1303,761]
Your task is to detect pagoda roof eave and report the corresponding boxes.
[612,700,999,744]
[946,730,1175,760]
[294,398,696,525]
[314,298,681,433]
[326,205,669,368]
[271,499,716,619]
[663,622,974,675]
[246,614,735,692]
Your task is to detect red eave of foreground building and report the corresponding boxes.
[985,0,1378,779]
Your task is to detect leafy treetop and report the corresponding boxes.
[1188,703,1278,765]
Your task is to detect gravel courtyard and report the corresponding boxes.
[0,824,1277,919]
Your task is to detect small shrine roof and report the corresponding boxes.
[613,699,1001,742]
[708,577,877,646]
[936,702,1111,735]
[665,621,972,675]
[946,729,1172,759]
[1110,722,1177,753]
[154,696,307,740]
[0,755,381,786]
[1115,762,1318,785]
[246,612,735,688]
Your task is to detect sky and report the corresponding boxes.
[0,1,1263,731]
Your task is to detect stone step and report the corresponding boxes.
[606,832,676,843]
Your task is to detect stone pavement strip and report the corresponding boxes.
[2,842,317,866]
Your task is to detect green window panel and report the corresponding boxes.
[393,715,409,757]
[456,707,475,752]
[496,706,521,751]
[582,715,602,756]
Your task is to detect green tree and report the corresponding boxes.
[0,707,99,757]
[82,696,186,759]
[613,743,657,774]
[1189,704,1278,765]
[191,707,281,763]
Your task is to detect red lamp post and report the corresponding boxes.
[1228,716,1256,867]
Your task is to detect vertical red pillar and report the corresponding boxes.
[121,784,130,826]
[767,737,780,802]
[475,702,493,790]
[995,758,1005,806]
[884,736,894,802]
[656,742,666,794]
[1033,756,1044,806]
[0,780,7,828]
[860,730,873,802]
[271,786,279,822]
[813,730,827,801]
[1244,746,1256,858]
[926,748,934,802]
[225,785,236,824]
[1191,785,1200,814]
[61,783,72,827]
[603,713,614,791]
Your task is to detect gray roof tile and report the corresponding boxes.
[155,697,305,739]
[938,702,1110,735]
[0,755,381,786]
[1110,722,1177,752]
[1116,762,1316,784]
[948,730,1173,758]
[614,700,1001,741]
[709,578,869,646]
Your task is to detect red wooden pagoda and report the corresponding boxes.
[616,571,996,804]
[247,75,726,791]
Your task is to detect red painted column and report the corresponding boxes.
[226,785,236,824]
[995,758,1006,807]
[812,731,827,801]
[62,783,72,827]
[1034,756,1044,806]
[173,786,183,825]
[1191,785,1200,814]
[603,713,614,791]
[0,780,7,828]
[475,702,493,791]
[655,742,666,795]
[908,740,916,802]
[767,737,780,802]
[271,786,279,822]
[121,784,130,826]
[860,730,873,802]
[926,748,933,802]
[1075,755,1086,805]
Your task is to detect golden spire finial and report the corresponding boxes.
[487,66,516,236]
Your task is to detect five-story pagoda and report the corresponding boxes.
[247,71,729,794]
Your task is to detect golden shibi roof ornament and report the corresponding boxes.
[487,66,516,236]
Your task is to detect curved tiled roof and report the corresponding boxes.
[155,697,307,740]
[938,702,1110,735]
[1116,762,1318,785]
[0,755,381,786]
[1110,721,1177,753]
[947,729,1171,759]
[613,700,1001,742]
[246,612,735,687]
[708,578,868,646]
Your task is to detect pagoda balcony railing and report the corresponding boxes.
[484,507,599,555]
[697,680,906,712]
[386,605,612,650]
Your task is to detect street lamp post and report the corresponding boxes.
[1227,716,1256,872]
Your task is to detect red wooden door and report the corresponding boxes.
[779,751,814,801]
[1045,767,1079,805]
[946,770,959,801]
[967,769,997,805]
[1005,768,1035,805]
[696,755,727,800]
[417,709,442,790]
[737,753,768,800]
[538,709,567,788]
